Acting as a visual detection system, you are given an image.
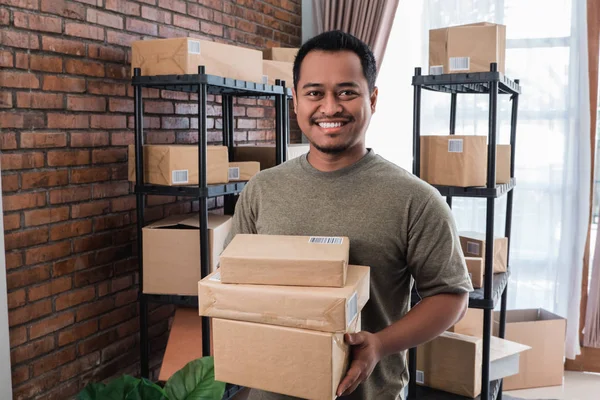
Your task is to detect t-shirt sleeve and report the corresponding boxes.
[406,191,474,298]
[223,180,258,249]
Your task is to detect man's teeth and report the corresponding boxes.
[319,122,345,128]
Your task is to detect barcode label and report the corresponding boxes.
[448,139,463,153]
[467,241,480,255]
[308,237,343,245]
[228,167,240,180]
[346,292,358,327]
[188,40,201,54]
[262,75,269,84]
[172,170,189,184]
[429,65,443,75]
[416,370,425,384]
[450,57,470,71]
[209,271,221,282]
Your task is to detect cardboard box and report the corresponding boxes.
[232,144,310,170]
[131,37,263,82]
[128,144,229,186]
[262,60,293,86]
[262,47,298,62]
[228,162,260,182]
[142,213,232,295]
[449,309,485,338]
[459,232,508,273]
[466,257,484,288]
[219,234,349,287]
[494,309,566,390]
[198,265,369,332]
[213,316,360,400]
[429,23,506,75]
[416,331,530,397]
[496,144,511,184]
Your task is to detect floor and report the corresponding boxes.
[505,371,600,399]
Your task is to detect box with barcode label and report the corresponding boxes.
[228,161,260,182]
[198,265,369,332]
[459,232,508,273]
[219,234,350,287]
[131,37,263,83]
[128,144,229,186]
[429,22,506,75]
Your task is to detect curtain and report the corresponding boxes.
[367,0,591,359]
[312,0,400,72]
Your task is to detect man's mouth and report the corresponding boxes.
[317,121,348,128]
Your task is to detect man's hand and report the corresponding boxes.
[336,331,383,397]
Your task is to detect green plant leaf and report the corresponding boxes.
[101,375,142,400]
[139,378,168,400]
[77,383,106,400]
[164,357,226,400]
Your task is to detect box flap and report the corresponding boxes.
[145,213,231,230]
[145,214,192,229]
[490,336,531,361]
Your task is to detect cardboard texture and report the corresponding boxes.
[143,213,232,295]
[131,37,263,82]
[262,47,299,62]
[159,308,211,381]
[466,257,484,288]
[416,331,530,398]
[262,60,293,86]
[429,23,506,75]
[496,144,511,184]
[219,234,350,287]
[232,144,310,170]
[228,162,260,182]
[198,265,369,332]
[493,309,566,390]
[213,316,360,400]
[449,309,486,338]
[459,232,508,273]
[128,145,229,186]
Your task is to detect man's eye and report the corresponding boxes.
[306,91,322,96]
[340,90,357,96]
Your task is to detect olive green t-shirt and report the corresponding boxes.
[224,149,473,400]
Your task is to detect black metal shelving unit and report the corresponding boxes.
[132,66,291,399]
[408,63,521,400]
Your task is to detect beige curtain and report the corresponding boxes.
[312,0,400,73]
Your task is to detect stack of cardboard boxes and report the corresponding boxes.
[198,234,371,399]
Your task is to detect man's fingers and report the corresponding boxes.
[337,364,361,396]
[341,375,363,397]
[345,331,365,345]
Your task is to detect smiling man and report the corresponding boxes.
[226,30,473,400]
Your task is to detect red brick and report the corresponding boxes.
[1,132,17,149]
[59,352,100,382]
[71,131,110,147]
[76,297,114,322]
[174,14,199,30]
[58,319,98,346]
[29,54,63,73]
[88,44,126,62]
[49,185,92,204]
[237,118,257,129]
[201,21,224,36]
[11,336,54,365]
[258,119,275,129]
[106,0,140,16]
[0,71,39,88]
[111,164,128,180]
[0,28,40,49]
[161,90,189,100]
[0,91,11,110]
[116,317,139,338]
[29,311,74,338]
[93,182,131,200]
[111,196,136,212]
[17,92,63,109]
[50,220,93,240]
[21,132,67,149]
[22,170,69,190]
[2,173,19,192]
[35,380,81,400]
[12,371,62,400]
[14,11,62,33]
[55,287,95,311]
[109,98,133,113]
[42,76,85,93]
[110,275,134,292]
[3,192,45,212]
[75,265,113,287]
[24,207,69,227]
[188,3,212,19]
[42,36,85,56]
[10,326,27,347]
[71,166,112,184]
[247,107,265,118]
[33,346,77,377]
[71,200,110,218]
[87,9,123,29]
[8,289,26,309]
[25,242,70,265]
[158,24,187,38]
[6,252,24,270]
[67,95,106,112]
[16,52,30,69]
[78,328,118,355]
[126,18,157,36]
[111,131,134,146]
[107,29,140,47]
[5,227,48,252]
[101,334,137,363]
[47,113,89,129]
[4,212,21,231]
[12,365,29,386]
[92,148,128,164]
[87,80,126,96]
[73,232,112,253]
[105,63,128,79]
[237,97,257,105]
[145,101,174,114]
[91,114,127,129]
[141,6,171,24]
[0,50,12,67]
[65,58,104,77]
[158,0,186,13]
[94,213,130,231]
[200,0,223,10]
[162,116,189,129]
[65,22,104,41]
[52,254,91,276]
[41,0,85,20]
[28,277,73,303]
[48,150,90,166]
[1,152,44,170]
[115,288,138,307]
[9,299,53,328]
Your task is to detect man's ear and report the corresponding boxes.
[370,87,379,113]
[292,88,298,114]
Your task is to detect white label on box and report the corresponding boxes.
[448,139,463,153]
[416,370,425,384]
[346,292,358,327]
[172,170,189,184]
[450,57,470,71]
[429,65,443,75]
[262,75,269,84]
[467,241,480,255]
[188,40,201,54]
[228,167,240,180]
[308,237,343,245]
[209,271,221,282]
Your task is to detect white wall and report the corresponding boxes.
[0,166,13,398]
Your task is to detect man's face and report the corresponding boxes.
[293,50,378,154]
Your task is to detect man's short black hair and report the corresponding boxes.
[293,30,377,93]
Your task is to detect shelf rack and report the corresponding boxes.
[132,66,291,399]
[408,63,520,400]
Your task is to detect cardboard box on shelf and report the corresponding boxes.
[495,144,511,184]
[142,213,232,295]
[198,264,369,332]
[131,37,263,83]
[459,232,508,273]
[262,60,294,86]
[219,234,349,287]
[429,22,506,75]
[213,316,360,400]
[228,161,260,182]
[416,331,530,398]
[232,144,310,170]
[466,257,484,288]
[449,309,486,338]
[128,145,229,186]
[493,309,566,390]
[262,47,299,62]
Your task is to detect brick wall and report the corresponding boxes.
[0,0,302,398]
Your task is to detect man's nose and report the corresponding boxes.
[319,93,342,116]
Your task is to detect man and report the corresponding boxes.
[226,30,473,400]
